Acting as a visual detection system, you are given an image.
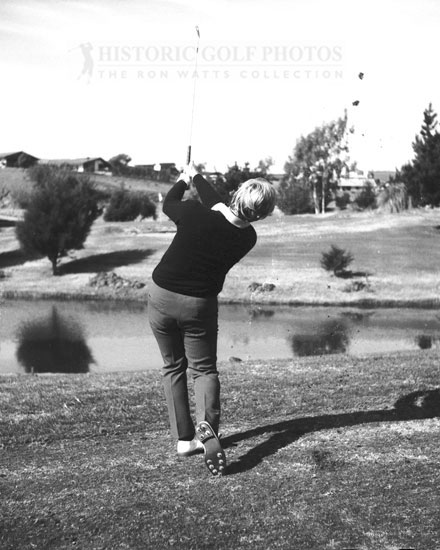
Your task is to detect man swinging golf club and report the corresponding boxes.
[148,25,276,476]
[148,165,276,476]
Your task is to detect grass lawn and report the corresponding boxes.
[1,207,440,306]
[1,350,440,549]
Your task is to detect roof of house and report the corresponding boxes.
[372,170,396,183]
[39,157,110,166]
[0,151,39,160]
[338,176,376,188]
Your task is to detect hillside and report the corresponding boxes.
[0,167,173,202]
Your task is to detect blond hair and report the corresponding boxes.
[229,178,276,222]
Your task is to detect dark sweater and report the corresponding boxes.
[152,174,257,297]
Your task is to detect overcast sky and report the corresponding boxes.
[1,0,439,172]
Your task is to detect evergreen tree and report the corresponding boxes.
[16,166,99,275]
[398,103,440,206]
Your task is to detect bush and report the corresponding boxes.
[104,188,156,221]
[138,193,157,219]
[16,167,100,275]
[320,245,354,276]
[277,180,314,215]
[353,183,377,210]
[377,183,409,213]
[335,192,351,210]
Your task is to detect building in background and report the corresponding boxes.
[134,162,180,182]
[39,157,112,174]
[0,151,39,168]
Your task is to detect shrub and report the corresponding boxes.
[15,167,100,275]
[335,192,351,210]
[277,180,314,215]
[377,183,409,213]
[104,187,156,221]
[353,183,377,210]
[138,192,157,219]
[321,245,354,276]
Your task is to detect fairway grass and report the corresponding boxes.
[1,350,440,549]
[1,208,440,306]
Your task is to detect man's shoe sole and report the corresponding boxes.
[195,421,226,476]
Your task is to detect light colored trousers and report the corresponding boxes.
[148,280,220,440]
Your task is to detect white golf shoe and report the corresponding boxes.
[177,437,204,457]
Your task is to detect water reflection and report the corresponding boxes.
[2,301,440,374]
[15,306,94,373]
[417,334,433,350]
[248,307,275,320]
[290,319,350,357]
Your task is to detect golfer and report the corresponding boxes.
[148,166,276,475]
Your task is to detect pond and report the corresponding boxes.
[1,299,439,374]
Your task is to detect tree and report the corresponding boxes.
[377,183,409,213]
[277,178,313,214]
[109,153,132,176]
[281,112,350,214]
[109,153,131,169]
[398,103,440,207]
[211,160,272,204]
[16,166,100,275]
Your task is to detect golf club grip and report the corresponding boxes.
[186,145,192,165]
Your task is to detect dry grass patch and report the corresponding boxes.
[1,351,439,549]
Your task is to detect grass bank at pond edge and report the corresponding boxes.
[1,351,440,549]
[2,209,440,307]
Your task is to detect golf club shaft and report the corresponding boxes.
[187,26,200,165]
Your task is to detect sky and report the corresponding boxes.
[1,0,439,173]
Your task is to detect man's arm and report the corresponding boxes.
[162,180,188,222]
[193,174,224,209]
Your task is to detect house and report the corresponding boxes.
[370,170,396,185]
[337,170,376,193]
[0,151,39,168]
[39,157,112,174]
[134,162,180,182]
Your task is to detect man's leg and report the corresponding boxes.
[148,300,195,440]
[182,306,220,435]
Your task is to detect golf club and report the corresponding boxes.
[187,25,201,166]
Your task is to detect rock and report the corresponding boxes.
[88,271,146,292]
[262,283,276,292]
[248,282,262,292]
[248,282,276,292]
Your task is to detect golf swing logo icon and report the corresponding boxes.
[75,42,94,83]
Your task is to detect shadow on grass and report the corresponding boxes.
[337,269,372,279]
[0,218,16,228]
[223,389,440,475]
[0,249,41,268]
[58,249,154,274]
